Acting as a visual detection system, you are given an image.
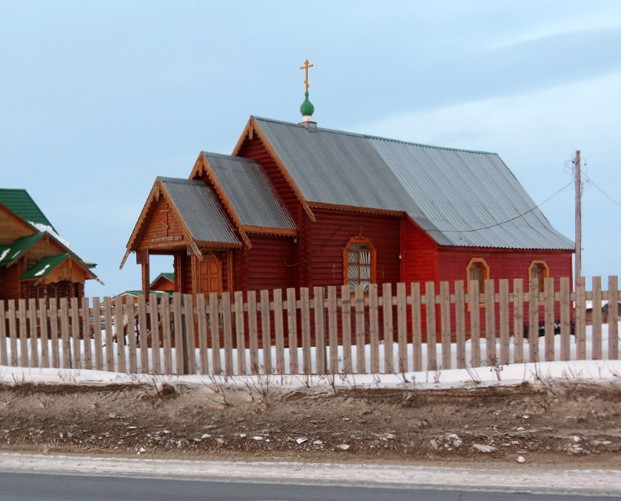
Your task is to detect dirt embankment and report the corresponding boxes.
[1,377,620,466]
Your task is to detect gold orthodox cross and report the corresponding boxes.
[300,59,314,92]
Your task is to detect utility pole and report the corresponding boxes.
[574,150,582,286]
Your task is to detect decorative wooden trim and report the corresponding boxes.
[528,259,550,293]
[342,236,377,287]
[308,201,404,218]
[234,117,317,223]
[241,225,297,237]
[466,257,490,299]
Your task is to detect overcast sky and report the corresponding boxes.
[1,1,620,297]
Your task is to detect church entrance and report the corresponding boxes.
[195,253,223,295]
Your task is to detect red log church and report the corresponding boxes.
[123,93,573,299]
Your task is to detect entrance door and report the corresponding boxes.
[196,253,223,295]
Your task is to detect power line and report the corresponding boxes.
[438,180,573,234]
[584,174,621,210]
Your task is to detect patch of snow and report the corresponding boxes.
[0,248,10,262]
[29,222,75,252]
[34,264,50,277]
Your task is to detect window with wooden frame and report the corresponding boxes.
[343,237,376,293]
[528,260,549,293]
[466,257,490,296]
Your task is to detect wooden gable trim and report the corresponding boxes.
[233,117,317,223]
[308,201,404,218]
[191,154,252,250]
[241,225,298,237]
[121,179,202,268]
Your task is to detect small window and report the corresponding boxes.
[529,261,549,293]
[467,258,489,296]
[344,237,376,293]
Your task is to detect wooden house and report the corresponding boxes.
[123,109,574,300]
[0,189,98,300]
[150,272,175,292]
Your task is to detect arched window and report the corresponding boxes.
[343,237,376,292]
[466,258,490,296]
[529,260,549,293]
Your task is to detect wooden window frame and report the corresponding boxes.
[466,257,490,297]
[343,237,376,292]
[528,260,549,293]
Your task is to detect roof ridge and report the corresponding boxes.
[251,116,498,156]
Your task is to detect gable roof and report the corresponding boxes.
[200,152,296,232]
[248,117,573,250]
[0,233,46,266]
[0,189,56,231]
[159,177,241,246]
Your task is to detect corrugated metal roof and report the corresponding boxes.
[203,153,296,230]
[0,189,56,231]
[159,177,241,245]
[253,117,573,250]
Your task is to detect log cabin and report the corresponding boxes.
[123,95,573,302]
[0,188,98,300]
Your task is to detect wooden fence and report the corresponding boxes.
[0,276,618,376]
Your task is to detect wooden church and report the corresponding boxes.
[0,189,98,300]
[124,65,573,297]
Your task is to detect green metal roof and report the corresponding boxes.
[20,254,69,280]
[0,189,56,231]
[0,233,45,265]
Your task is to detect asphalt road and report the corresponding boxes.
[0,472,619,501]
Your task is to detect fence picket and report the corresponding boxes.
[161,298,173,375]
[300,288,312,375]
[209,292,222,375]
[397,283,407,374]
[103,297,114,371]
[18,299,28,367]
[440,281,451,370]
[260,290,272,375]
[383,283,394,374]
[354,284,366,374]
[369,284,379,373]
[499,280,509,365]
[184,294,197,376]
[234,291,246,375]
[591,276,602,360]
[247,291,259,375]
[8,300,17,366]
[513,279,524,364]
[425,282,437,372]
[485,279,496,367]
[70,298,81,370]
[560,278,571,361]
[125,297,138,374]
[59,298,71,369]
[274,289,285,375]
[113,296,125,373]
[173,294,184,375]
[468,281,480,368]
[220,293,232,376]
[528,279,539,363]
[286,288,298,374]
[454,281,466,369]
[609,275,619,360]
[149,293,161,375]
[314,287,326,375]
[197,293,209,375]
[411,283,422,371]
[81,297,92,370]
[137,295,148,373]
[28,299,38,368]
[327,286,339,375]
[340,285,352,374]
[92,297,103,371]
[49,300,60,369]
[575,277,586,360]
[544,278,555,362]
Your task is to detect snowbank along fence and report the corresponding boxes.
[0,276,618,376]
